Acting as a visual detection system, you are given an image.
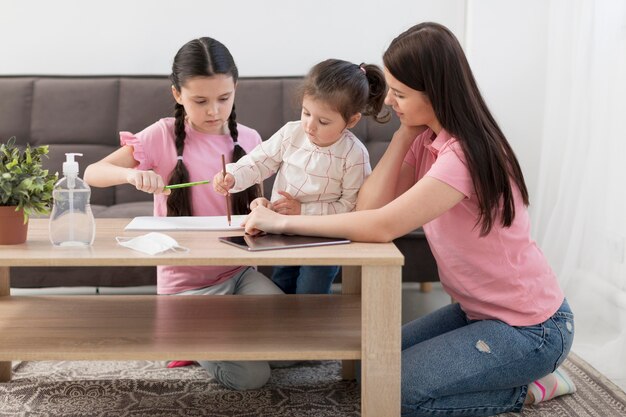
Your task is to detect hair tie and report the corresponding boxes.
[233,141,240,147]
[177,155,183,161]
[359,63,366,74]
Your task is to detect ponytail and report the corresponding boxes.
[360,63,390,123]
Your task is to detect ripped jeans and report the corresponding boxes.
[401,299,574,417]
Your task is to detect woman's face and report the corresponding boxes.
[383,68,441,134]
[172,74,236,135]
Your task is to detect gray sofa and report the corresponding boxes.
[0,76,438,288]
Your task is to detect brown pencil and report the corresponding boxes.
[221,154,232,226]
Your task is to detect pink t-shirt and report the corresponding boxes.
[120,118,262,295]
[404,128,564,326]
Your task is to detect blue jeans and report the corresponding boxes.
[271,265,339,294]
[401,299,574,416]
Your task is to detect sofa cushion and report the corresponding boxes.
[118,78,175,133]
[0,78,35,146]
[235,79,287,140]
[92,201,153,218]
[31,78,120,147]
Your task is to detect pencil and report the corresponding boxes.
[221,154,232,226]
[164,179,211,189]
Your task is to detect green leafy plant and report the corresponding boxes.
[0,137,58,223]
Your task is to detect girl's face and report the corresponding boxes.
[172,74,236,135]
[383,68,441,134]
[300,96,361,147]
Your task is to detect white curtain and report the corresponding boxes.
[532,0,626,383]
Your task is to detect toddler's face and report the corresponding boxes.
[300,96,358,147]
[172,75,236,135]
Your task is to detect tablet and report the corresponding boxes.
[218,234,351,251]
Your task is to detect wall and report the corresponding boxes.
[1,0,465,76]
[2,0,548,200]
[465,0,549,200]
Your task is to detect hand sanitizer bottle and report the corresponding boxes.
[49,153,96,246]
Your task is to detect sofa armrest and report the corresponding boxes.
[393,228,439,283]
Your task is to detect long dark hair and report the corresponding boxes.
[168,37,261,216]
[299,59,390,123]
[383,22,529,235]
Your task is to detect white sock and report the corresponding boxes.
[528,368,577,404]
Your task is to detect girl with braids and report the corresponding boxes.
[84,37,284,391]
[242,23,576,415]
[213,58,389,295]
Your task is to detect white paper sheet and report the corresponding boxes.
[124,215,246,231]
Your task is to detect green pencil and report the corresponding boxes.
[164,179,211,189]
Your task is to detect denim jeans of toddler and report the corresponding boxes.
[401,299,574,417]
[272,265,340,294]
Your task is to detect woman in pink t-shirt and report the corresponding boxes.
[243,23,575,415]
[85,37,283,391]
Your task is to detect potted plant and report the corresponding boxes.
[0,137,57,244]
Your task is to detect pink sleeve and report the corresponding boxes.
[403,129,432,168]
[120,131,150,171]
[403,138,419,168]
[426,142,474,198]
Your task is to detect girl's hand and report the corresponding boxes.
[250,197,274,211]
[126,169,170,195]
[213,171,235,196]
[243,206,285,235]
[272,191,301,215]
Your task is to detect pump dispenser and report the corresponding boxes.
[49,153,96,246]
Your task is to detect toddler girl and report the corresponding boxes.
[213,58,388,294]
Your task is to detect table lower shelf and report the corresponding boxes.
[0,294,361,361]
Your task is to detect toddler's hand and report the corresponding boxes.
[273,191,301,215]
[213,171,235,196]
[126,169,170,195]
[250,197,274,211]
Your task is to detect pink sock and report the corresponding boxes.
[528,368,576,404]
[167,360,195,368]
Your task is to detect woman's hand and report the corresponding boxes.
[213,171,235,196]
[126,169,170,195]
[393,124,428,146]
[243,206,286,235]
[250,197,274,210]
[272,191,301,215]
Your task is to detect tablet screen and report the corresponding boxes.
[218,234,351,251]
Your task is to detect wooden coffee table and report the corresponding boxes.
[0,218,403,416]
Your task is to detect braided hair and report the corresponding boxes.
[227,104,261,214]
[167,37,261,216]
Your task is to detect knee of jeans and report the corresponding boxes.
[201,360,271,390]
[401,379,430,409]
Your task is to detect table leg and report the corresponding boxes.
[361,265,401,417]
[0,362,10,383]
[0,266,11,382]
[341,266,361,380]
[0,266,9,296]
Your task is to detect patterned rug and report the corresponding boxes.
[0,353,624,416]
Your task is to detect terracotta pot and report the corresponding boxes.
[0,206,28,245]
